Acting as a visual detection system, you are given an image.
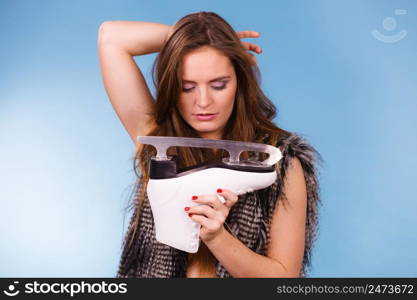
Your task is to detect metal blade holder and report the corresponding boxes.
[137,136,282,167]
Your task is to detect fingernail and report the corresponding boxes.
[217,188,222,193]
[184,207,190,211]
[188,213,193,217]
[192,195,198,200]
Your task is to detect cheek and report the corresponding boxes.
[222,87,236,112]
[177,97,190,115]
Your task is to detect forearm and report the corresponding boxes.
[98,20,172,56]
[205,228,290,278]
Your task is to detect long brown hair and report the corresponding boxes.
[122,11,291,276]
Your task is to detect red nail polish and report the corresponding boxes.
[184,207,190,211]
[217,188,222,193]
[188,213,193,217]
[192,196,198,200]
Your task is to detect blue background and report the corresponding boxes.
[1,0,416,277]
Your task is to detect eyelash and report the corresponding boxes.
[182,84,227,93]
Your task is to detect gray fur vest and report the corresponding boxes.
[116,132,323,277]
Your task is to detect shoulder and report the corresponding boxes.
[276,132,322,160]
[286,156,304,178]
[274,131,323,180]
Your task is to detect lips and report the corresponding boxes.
[194,113,218,121]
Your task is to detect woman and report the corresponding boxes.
[98,11,323,278]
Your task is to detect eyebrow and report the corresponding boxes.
[182,76,231,84]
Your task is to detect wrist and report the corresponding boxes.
[204,226,228,249]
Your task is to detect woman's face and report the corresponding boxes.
[177,46,237,140]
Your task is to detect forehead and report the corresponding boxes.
[181,46,234,81]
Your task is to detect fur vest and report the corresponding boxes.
[116,132,323,277]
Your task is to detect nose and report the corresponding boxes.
[195,86,212,108]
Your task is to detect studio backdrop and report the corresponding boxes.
[0,0,416,277]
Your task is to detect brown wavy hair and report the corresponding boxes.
[121,11,291,276]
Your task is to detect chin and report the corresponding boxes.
[193,126,218,134]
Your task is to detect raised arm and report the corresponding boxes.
[97,21,172,144]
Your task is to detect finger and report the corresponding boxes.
[188,203,228,225]
[191,195,229,217]
[217,188,239,209]
[236,30,261,39]
[187,204,217,219]
[189,213,220,232]
[241,41,262,53]
[191,194,223,210]
[249,43,262,54]
[188,213,226,231]
[189,213,208,227]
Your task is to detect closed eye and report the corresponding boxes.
[182,83,227,93]
[182,87,194,92]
